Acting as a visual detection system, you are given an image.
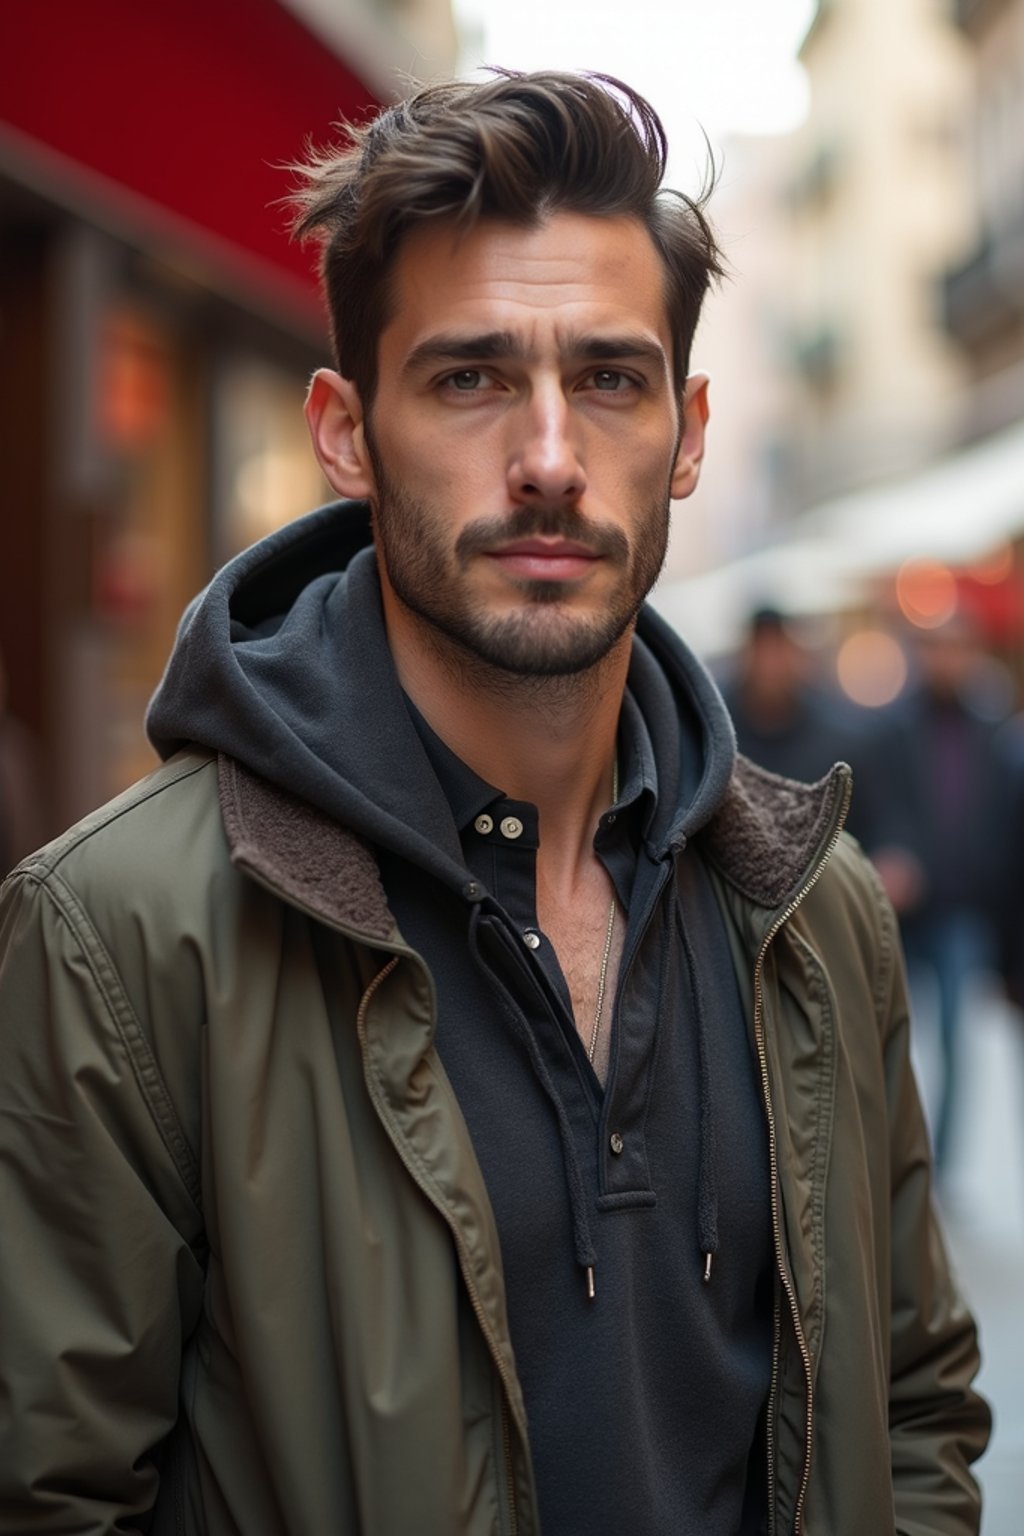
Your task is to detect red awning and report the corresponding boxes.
[1,0,380,324]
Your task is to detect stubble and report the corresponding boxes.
[368,454,672,684]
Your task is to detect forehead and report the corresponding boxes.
[381,212,673,361]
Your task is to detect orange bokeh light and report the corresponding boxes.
[836,630,908,707]
[895,559,958,629]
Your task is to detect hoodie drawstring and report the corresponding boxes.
[675,900,720,1284]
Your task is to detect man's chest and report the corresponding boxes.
[537,884,627,1083]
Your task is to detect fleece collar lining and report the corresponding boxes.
[219,755,395,941]
[219,751,851,938]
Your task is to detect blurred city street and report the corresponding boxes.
[918,982,1024,1535]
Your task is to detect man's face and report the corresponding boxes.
[316,211,707,676]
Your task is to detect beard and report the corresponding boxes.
[367,451,672,679]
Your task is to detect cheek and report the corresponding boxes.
[590,414,678,475]
[384,422,493,494]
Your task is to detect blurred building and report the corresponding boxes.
[804,0,1024,671]
[780,0,973,509]
[658,0,972,645]
[656,0,1024,675]
[661,0,973,631]
[0,0,457,830]
[943,0,1024,442]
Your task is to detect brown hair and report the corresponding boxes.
[290,70,724,405]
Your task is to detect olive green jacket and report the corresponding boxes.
[0,748,990,1534]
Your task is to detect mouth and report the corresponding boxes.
[485,537,602,583]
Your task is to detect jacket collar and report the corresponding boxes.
[219,750,852,941]
[703,755,852,912]
[218,754,396,942]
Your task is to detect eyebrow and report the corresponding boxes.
[401,330,669,376]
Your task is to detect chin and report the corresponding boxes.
[446,605,638,678]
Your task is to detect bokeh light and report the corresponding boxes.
[895,559,958,630]
[836,629,908,707]
[967,543,1015,586]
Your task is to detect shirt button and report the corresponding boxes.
[605,811,617,825]
[499,816,524,840]
[523,930,541,951]
[474,813,494,835]
[609,1132,625,1155]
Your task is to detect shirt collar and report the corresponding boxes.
[404,687,658,841]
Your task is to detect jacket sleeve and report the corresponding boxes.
[0,864,205,1533]
[873,874,992,1536]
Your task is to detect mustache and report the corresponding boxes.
[455,506,630,564]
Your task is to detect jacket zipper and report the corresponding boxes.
[500,1394,516,1536]
[356,956,520,1536]
[766,1287,782,1536]
[752,772,852,1536]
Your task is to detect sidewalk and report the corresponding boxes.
[920,983,1024,1536]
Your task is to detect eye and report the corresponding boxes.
[589,369,633,392]
[443,369,490,391]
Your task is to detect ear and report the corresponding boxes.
[304,368,375,499]
[670,373,710,501]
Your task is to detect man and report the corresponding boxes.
[0,71,989,1534]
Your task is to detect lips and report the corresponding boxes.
[486,537,601,582]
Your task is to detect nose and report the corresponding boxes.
[507,387,586,504]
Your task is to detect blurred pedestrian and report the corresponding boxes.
[720,604,893,850]
[991,710,1024,1014]
[876,614,1010,1172]
[0,70,989,1534]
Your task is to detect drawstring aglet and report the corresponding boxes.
[703,1252,713,1285]
[585,1266,596,1301]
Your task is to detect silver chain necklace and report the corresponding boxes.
[587,757,619,1065]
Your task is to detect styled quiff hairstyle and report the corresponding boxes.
[290,70,723,405]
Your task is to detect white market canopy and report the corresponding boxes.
[813,416,1024,573]
[652,417,1024,657]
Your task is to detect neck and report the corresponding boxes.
[391,619,630,886]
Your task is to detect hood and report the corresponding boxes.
[147,499,737,889]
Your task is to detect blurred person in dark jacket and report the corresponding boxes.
[0,71,989,1535]
[720,604,892,850]
[990,710,1024,1013]
[875,614,1010,1173]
